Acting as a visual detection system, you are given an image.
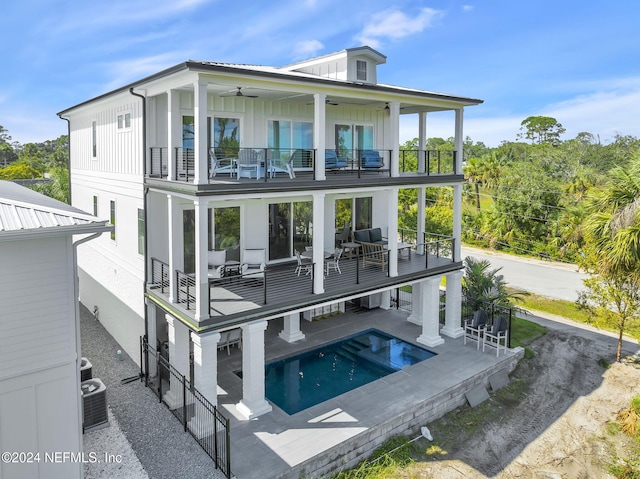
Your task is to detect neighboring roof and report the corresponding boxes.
[58,47,482,116]
[0,181,112,239]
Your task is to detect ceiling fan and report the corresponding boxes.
[306,98,339,106]
[220,86,258,98]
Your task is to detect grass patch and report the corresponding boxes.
[513,291,587,323]
[510,315,547,349]
[332,436,417,479]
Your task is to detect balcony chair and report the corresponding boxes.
[207,249,226,279]
[325,248,343,276]
[360,242,388,270]
[209,148,236,178]
[335,224,351,247]
[294,250,312,276]
[463,309,488,350]
[237,149,261,179]
[359,149,384,169]
[483,315,509,357]
[241,248,266,280]
[325,149,348,170]
[218,328,242,355]
[268,149,296,179]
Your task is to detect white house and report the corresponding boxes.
[58,46,482,420]
[0,181,111,479]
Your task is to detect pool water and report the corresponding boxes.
[264,329,436,415]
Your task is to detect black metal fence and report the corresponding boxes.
[141,336,232,478]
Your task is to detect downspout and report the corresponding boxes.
[129,88,150,343]
[57,115,72,204]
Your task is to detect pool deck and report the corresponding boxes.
[217,306,523,479]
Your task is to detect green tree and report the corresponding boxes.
[462,256,528,309]
[0,163,40,179]
[518,116,566,146]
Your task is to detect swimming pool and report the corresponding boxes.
[264,329,436,415]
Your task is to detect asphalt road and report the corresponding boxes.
[461,246,589,302]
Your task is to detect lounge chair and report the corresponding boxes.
[464,309,488,350]
[359,149,384,169]
[237,149,261,179]
[207,250,226,279]
[483,315,509,357]
[268,149,296,179]
[241,248,266,280]
[325,150,348,170]
[209,148,236,178]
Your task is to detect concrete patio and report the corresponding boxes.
[216,304,523,479]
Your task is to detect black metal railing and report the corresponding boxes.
[399,149,457,175]
[175,147,195,182]
[150,258,170,294]
[141,336,232,478]
[176,270,195,310]
[326,148,392,178]
[149,147,169,177]
[461,298,513,348]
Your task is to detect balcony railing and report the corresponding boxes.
[399,150,457,175]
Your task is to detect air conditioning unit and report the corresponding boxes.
[81,378,108,431]
[80,357,92,381]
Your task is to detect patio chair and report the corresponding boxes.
[237,149,260,179]
[294,250,312,276]
[359,150,384,169]
[483,315,509,357]
[325,248,343,276]
[209,148,236,178]
[463,309,488,350]
[207,249,226,279]
[268,149,296,179]
[241,248,266,280]
[325,149,348,170]
[335,224,350,247]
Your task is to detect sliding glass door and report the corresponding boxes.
[269,201,313,260]
[335,124,373,160]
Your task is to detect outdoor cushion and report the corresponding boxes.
[360,150,384,168]
[353,229,371,243]
[325,150,348,169]
[369,228,383,243]
[492,316,507,335]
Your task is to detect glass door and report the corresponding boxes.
[269,203,291,261]
[213,206,240,261]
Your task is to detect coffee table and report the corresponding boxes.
[341,242,361,259]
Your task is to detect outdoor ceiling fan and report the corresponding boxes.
[220,86,258,98]
[306,98,339,106]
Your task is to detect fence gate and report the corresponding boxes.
[141,336,232,478]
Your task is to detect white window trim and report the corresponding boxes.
[117,111,133,132]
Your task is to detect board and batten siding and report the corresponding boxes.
[0,236,76,380]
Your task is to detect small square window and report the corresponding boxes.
[125,113,131,128]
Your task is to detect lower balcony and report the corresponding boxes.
[147,237,459,330]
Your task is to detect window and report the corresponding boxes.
[137,209,144,255]
[210,117,240,156]
[335,197,372,232]
[110,200,116,241]
[335,124,373,159]
[93,196,98,216]
[214,207,240,261]
[92,120,97,158]
[117,112,132,130]
[356,60,367,81]
[269,201,312,260]
[268,120,313,168]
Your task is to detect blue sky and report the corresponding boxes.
[2,0,639,147]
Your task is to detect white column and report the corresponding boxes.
[237,321,272,419]
[314,93,326,181]
[454,108,464,175]
[379,290,391,310]
[167,89,180,181]
[389,101,400,177]
[417,188,426,255]
[453,184,462,262]
[418,112,427,173]
[442,270,465,338]
[167,195,181,303]
[312,192,325,293]
[145,299,158,378]
[279,313,305,342]
[407,281,423,325]
[164,315,190,409]
[194,79,208,184]
[387,188,398,277]
[190,331,220,405]
[416,277,445,347]
[194,198,209,321]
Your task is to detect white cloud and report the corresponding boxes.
[292,40,325,60]
[357,8,444,47]
[462,5,474,12]
[101,53,188,92]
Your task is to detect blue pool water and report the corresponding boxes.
[264,329,436,415]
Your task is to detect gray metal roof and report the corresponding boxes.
[0,180,110,235]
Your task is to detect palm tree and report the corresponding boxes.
[462,256,528,310]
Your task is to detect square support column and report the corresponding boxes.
[236,321,272,419]
[145,299,158,378]
[194,79,208,184]
[188,331,220,438]
[416,277,445,347]
[388,101,400,177]
[407,281,423,325]
[387,188,399,277]
[379,290,391,310]
[164,315,190,409]
[441,270,465,338]
[312,192,325,293]
[279,313,305,343]
[313,93,326,181]
[167,194,181,303]
[194,198,209,321]
[167,89,180,181]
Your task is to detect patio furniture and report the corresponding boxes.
[335,224,350,247]
[397,242,412,259]
[223,260,241,277]
[463,309,488,350]
[341,241,360,259]
[359,149,384,169]
[294,250,312,276]
[241,248,266,280]
[218,328,242,355]
[209,148,236,178]
[325,248,343,276]
[207,250,226,279]
[361,242,388,270]
[237,149,261,179]
[268,149,296,179]
[325,150,348,170]
[483,315,509,357]
[353,227,388,246]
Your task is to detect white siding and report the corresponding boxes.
[0,237,75,380]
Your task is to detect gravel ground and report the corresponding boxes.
[79,304,224,479]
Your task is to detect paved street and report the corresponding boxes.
[461,246,589,302]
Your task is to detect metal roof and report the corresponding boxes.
[0,181,110,236]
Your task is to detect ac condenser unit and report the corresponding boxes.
[81,378,108,431]
[80,357,92,381]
